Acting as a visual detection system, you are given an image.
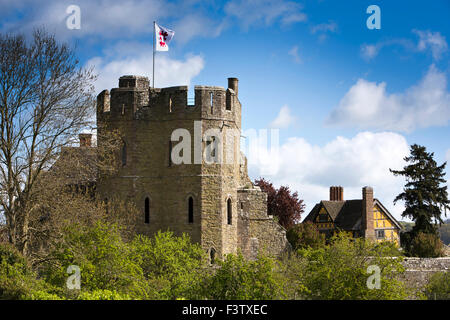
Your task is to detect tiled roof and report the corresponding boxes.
[303,198,400,231]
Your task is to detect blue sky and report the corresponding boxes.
[1,0,449,221]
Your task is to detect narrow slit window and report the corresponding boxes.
[210,92,213,113]
[144,197,150,224]
[227,198,232,225]
[210,248,216,264]
[188,197,194,223]
[226,93,231,110]
[168,141,172,167]
[104,198,108,215]
[121,141,127,166]
[169,96,172,113]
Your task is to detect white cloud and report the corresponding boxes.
[311,21,338,34]
[360,38,413,61]
[413,29,448,60]
[171,14,227,44]
[1,0,166,39]
[246,131,410,221]
[224,0,307,30]
[0,0,225,42]
[360,30,447,61]
[327,65,450,132]
[269,105,296,128]
[288,46,302,63]
[86,42,204,93]
[360,44,381,60]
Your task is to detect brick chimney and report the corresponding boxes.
[228,77,239,97]
[362,186,375,240]
[79,133,92,147]
[329,186,343,201]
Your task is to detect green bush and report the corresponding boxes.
[40,222,147,298]
[287,222,325,250]
[424,272,450,300]
[131,231,207,299]
[77,289,133,300]
[39,223,208,300]
[205,252,285,300]
[0,243,52,299]
[409,232,444,258]
[287,232,410,300]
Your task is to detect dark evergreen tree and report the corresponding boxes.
[390,144,449,235]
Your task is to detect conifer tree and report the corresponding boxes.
[390,144,449,235]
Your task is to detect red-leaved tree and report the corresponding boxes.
[254,178,305,230]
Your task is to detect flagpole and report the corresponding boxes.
[153,21,155,88]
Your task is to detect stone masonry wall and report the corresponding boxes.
[399,257,449,292]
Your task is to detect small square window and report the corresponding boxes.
[376,229,385,239]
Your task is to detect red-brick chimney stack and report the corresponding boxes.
[362,186,375,240]
[329,186,344,201]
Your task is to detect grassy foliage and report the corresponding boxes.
[282,232,410,300]
[0,223,432,301]
[286,222,325,250]
[0,243,55,299]
[205,252,285,300]
[424,271,450,300]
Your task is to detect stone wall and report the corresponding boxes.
[399,257,449,291]
[238,187,291,259]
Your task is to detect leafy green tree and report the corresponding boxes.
[288,232,409,300]
[39,222,209,300]
[390,144,449,235]
[41,222,147,298]
[0,243,53,299]
[205,252,285,300]
[424,271,450,300]
[438,220,450,245]
[287,222,325,250]
[409,232,444,258]
[131,231,207,300]
[76,289,133,300]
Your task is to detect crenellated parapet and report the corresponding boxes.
[97,75,241,126]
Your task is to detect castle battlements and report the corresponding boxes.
[97,76,241,124]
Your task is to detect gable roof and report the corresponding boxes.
[373,199,402,229]
[303,198,401,231]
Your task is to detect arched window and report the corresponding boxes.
[188,197,194,223]
[144,197,150,224]
[121,140,127,166]
[227,198,232,225]
[210,248,216,264]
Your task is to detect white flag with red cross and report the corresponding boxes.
[155,23,175,51]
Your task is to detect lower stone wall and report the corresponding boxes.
[248,217,291,259]
[237,187,291,259]
[399,257,449,291]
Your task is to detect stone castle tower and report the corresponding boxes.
[96,75,289,260]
